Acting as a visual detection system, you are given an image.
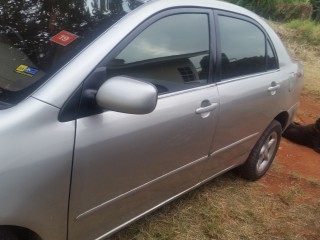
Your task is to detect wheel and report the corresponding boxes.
[0,230,18,240]
[236,120,282,181]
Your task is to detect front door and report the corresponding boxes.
[69,10,219,240]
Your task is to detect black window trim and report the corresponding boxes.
[214,10,279,82]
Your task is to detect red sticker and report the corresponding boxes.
[50,30,78,46]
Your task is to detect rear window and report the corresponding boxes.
[0,0,146,107]
[218,15,278,80]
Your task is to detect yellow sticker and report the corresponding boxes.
[15,64,39,77]
[16,64,28,72]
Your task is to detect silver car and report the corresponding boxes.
[0,0,303,239]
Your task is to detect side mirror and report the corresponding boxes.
[96,76,158,114]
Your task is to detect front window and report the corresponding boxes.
[107,13,210,94]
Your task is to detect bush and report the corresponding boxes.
[286,19,320,45]
[228,0,312,22]
[228,0,277,17]
[310,0,320,22]
[274,3,312,21]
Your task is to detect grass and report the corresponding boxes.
[270,20,320,99]
[308,178,320,187]
[279,185,304,205]
[286,19,320,46]
[111,173,320,240]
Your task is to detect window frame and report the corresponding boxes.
[59,7,217,121]
[214,10,279,82]
[100,7,216,87]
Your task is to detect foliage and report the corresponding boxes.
[310,0,320,21]
[275,2,312,21]
[227,0,312,21]
[286,19,320,45]
[228,0,277,17]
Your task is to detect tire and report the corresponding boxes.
[236,120,282,181]
[0,230,19,240]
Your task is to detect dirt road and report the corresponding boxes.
[260,95,320,205]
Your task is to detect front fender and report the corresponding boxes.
[0,97,75,240]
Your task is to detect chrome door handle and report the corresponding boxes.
[268,82,280,96]
[196,103,219,114]
[268,84,280,92]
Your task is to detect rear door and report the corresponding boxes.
[200,11,284,180]
[69,9,220,240]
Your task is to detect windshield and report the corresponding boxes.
[0,0,146,107]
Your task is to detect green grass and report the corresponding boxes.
[286,19,320,45]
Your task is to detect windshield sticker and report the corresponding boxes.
[15,65,39,77]
[50,30,79,46]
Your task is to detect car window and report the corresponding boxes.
[106,13,210,94]
[218,15,276,80]
[266,40,278,70]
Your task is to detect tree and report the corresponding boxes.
[310,0,320,22]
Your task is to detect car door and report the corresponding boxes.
[68,9,220,240]
[200,11,285,180]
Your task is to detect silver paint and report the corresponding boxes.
[96,76,158,114]
[0,0,303,239]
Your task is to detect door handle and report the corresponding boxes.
[268,85,280,92]
[196,103,219,114]
[268,82,280,96]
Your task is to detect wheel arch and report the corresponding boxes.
[0,225,41,240]
[274,111,289,131]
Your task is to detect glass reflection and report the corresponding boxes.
[107,14,210,94]
[0,0,145,104]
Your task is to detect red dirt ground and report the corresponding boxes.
[260,96,320,204]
